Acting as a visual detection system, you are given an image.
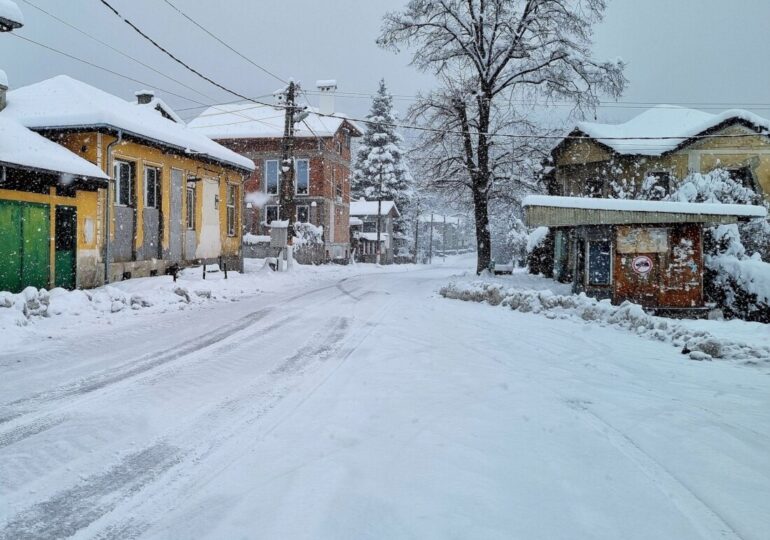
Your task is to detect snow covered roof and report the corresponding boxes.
[0,116,108,179]
[349,199,400,217]
[563,105,770,156]
[5,76,254,171]
[0,0,23,30]
[0,69,7,88]
[358,232,388,242]
[349,217,364,227]
[523,195,767,227]
[188,101,362,140]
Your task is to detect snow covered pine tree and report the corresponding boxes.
[351,79,412,232]
[379,0,626,274]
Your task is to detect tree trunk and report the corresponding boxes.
[473,185,492,274]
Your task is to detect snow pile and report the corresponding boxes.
[440,280,770,364]
[243,233,271,245]
[0,281,216,325]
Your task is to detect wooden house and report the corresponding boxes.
[349,198,400,263]
[549,106,770,200]
[5,76,255,284]
[524,196,767,315]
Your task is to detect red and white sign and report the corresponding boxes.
[631,255,653,275]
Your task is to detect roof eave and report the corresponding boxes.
[0,160,108,183]
[31,124,254,173]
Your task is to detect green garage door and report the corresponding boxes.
[0,200,51,293]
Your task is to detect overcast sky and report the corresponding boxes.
[3,0,770,131]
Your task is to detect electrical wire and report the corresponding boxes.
[160,0,287,86]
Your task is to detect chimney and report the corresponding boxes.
[0,69,8,112]
[316,79,337,116]
[135,89,155,105]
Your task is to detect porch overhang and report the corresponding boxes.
[523,195,767,228]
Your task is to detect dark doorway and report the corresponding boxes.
[55,206,77,289]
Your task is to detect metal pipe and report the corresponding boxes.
[104,130,123,284]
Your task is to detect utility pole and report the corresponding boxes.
[413,206,420,264]
[279,80,305,270]
[428,212,434,264]
[375,170,383,265]
[443,214,447,262]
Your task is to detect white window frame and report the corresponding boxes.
[186,185,196,230]
[226,184,237,236]
[144,166,161,209]
[296,204,310,223]
[265,204,281,225]
[264,159,280,195]
[295,159,310,195]
[114,159,133,206]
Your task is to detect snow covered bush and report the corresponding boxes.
[293,222,324,245]
[670,170,770,322]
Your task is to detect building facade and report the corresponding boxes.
[5,76,254,286]
[549,106,770,200]
[189,81,362,261]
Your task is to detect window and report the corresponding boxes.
[587,240,612,286]
[344,130,351,149]
[114,160,134,206]
[144,166,161,208]
[363,220,377,233]
[186,185,196,230]
[728,167,757,191]
[297,205,309,223]
[336,140,342,154]
[265,159,279,195]
[226,184,237,236]
[265,205,280,225]
[296,159,309,195]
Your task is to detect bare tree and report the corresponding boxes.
[379,0,626,273]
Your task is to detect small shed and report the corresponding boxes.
[523,196,767,315]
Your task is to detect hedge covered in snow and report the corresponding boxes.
[440,281,770,364]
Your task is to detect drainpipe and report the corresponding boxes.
[104,130,123,284]
[239,172,246,273]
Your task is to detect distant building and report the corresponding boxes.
[349,198,400,263]
[188,80,362,261]
[5,76,254,284]
[549,106,770,200]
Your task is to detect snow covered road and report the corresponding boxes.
[1,260,769,539]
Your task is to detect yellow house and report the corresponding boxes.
[549,106,770,200]
[5,76,255,285]
[0,109,108,293]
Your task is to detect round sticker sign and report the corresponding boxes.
[632,255,653,275]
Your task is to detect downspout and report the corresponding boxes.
[104,130,123,284]
[239,172,246,273]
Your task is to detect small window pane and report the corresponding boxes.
[297,205,309,223]
[265,205,279,224]
[296,160,309,195]
[186,186,196,229]
[588,241,612,285]
[265,160,279,194]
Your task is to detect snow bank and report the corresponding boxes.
[440,280,770,364]
[243,233,271,245]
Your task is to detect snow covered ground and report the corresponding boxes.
[1,256,769,539]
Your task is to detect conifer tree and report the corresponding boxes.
[351,79,411,219]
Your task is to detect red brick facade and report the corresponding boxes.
[217,121,359,257]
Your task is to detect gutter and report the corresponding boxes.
[104,129,123,284]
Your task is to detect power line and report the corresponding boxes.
[18,0,218,103]
[10,33,204,105]
[99,0,256,103]
[160,0,287,86]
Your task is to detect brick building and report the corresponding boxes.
[189,81,362,260]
